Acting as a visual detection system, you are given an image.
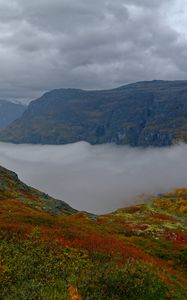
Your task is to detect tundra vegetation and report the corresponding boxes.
[0,166,187,299]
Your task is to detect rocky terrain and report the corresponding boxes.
[0,80,187,146]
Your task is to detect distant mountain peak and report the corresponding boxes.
[0,99,26,128]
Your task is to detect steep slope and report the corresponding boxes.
[0,80,187,146]
[0,100,26,128]
[0,165,76,215]
[0,165,187,299]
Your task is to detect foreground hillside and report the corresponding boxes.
[0,166,187,299]
[0,80,187,146]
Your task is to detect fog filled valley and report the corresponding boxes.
[0,141,187,214]
[1,0,187,298]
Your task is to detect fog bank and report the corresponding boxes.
[0,142,186,214]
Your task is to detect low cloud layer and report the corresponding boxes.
[0,142,187,214]
[0,0,187,101]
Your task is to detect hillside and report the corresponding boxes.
[0,80,187,146]
[0,100,26,128]
[0,165,76,215]
[0,165,187,299]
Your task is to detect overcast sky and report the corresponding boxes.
[0,0,187,101]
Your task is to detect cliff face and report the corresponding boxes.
[0,80,187,146]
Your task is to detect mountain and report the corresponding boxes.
[0,99,26,128]
[0,165,187,299]
[0,80,187,146]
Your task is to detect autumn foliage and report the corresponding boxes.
[0,166,187,299]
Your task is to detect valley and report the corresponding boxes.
[0,165,187,299]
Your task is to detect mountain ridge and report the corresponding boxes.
[0,99,26,128]
[0,80,187,146]
[0,164,76,215]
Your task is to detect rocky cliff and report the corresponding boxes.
[0,80,187,146]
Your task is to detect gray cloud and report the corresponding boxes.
[0,142,187,214]
[0,0,186,101]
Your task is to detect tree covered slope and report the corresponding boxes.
[0,165,187,299]
[0,80,187,146]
